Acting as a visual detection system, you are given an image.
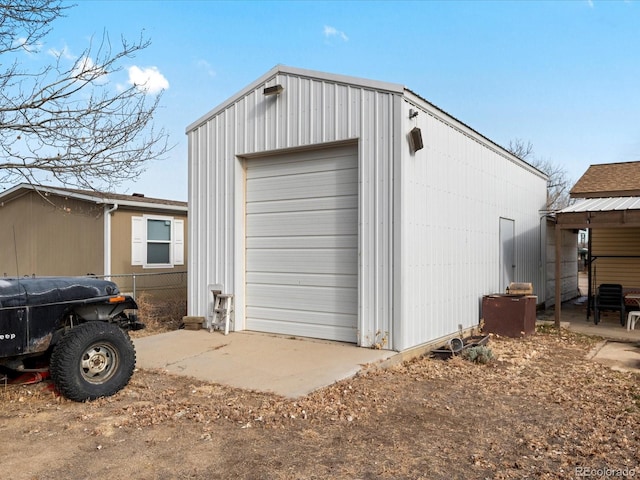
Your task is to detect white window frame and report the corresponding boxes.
[132,215,184,269]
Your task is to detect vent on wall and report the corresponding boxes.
[263,84,284,96]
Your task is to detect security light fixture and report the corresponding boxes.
[409,126,423,152]
[263,84,284,96]
[409,108,419,119]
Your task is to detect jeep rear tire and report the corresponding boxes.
[50,322,136,402]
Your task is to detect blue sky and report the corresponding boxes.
[43,0,640,201]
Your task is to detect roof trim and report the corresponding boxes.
[0,183,188,212]
[186,64,405,132]
[403,89,547,181]
[185,65,547,182]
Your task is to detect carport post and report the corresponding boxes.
[555,222,562,327]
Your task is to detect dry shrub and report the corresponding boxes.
[133,292,186,336]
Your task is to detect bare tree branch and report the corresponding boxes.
[506,139,573,211]
[507,138,534,161]
[0,0,171,192]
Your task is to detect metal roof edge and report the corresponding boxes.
[185,65,406,133]
[186,65,282,133]
[0,183,29,199]
[184,65,547,183]
[276,65,405,95]
[402,89,548,181]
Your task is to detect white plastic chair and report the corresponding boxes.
[626,311,640,331]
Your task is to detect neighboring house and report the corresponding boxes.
[555,161,640,322]
[186,65,548,351]
[0,184,188,282]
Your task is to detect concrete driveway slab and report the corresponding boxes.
[133,330,395,398]
[539,300,640,373]
[588,340,640,373]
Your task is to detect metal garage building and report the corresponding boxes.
[186,65,548,351]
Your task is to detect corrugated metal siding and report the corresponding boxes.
[395,98,548,350]
[545,224,578,306]
[591,227,640,288]
[187,70,397,348]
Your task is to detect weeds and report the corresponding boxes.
[134,292,186,335]
[461,345,494,364]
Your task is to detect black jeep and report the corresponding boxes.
[0,276,144,401]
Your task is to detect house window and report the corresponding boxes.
[132,215,184,268]
[147,219,171,264]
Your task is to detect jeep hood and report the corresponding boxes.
[0,277,121,308]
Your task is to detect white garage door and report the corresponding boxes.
[245,145,358,342]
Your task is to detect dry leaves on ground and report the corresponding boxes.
[1,326,638,480]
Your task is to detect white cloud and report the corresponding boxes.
[128,65,169,94]
[196,59,216,78]
[71,55,107,82]
[15,36,42,54]
[587,0,594,7]
[323,25,349,42]
[48,44,75,60]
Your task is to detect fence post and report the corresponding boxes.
[132,274,137,300]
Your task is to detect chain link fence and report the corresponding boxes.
[96,271,187,332]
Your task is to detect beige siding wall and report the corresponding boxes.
[110,208,188,295]
[0,192,103,276]
[110,208,188,273]
[591,227,640,289]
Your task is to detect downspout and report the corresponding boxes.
[103,203,119,279]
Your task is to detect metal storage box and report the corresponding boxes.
[482,294,537,337]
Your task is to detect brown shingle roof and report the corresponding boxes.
[570,161,640,198]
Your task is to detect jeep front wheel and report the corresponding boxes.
[50,322,136,402]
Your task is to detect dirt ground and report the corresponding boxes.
[1,325,639,480]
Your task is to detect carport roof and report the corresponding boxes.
[556,196,640,229]
[560,196,640,213]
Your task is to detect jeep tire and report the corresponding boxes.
[50,322,136,402]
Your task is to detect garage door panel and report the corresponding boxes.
[246,317,357,343]
[245,145,358,342]
[247,209,357,237]
[247,234,357,249]
[247,168,357,203]
[247,249,357,275]
[246,194,357,215]
[247,284,356,315]
[247,147,356,178]
[247,300,357,326]
[246,271,357,288]
[247,155,357,179]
